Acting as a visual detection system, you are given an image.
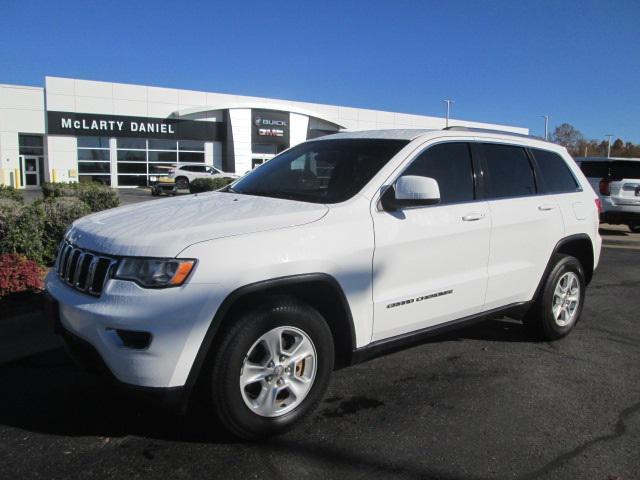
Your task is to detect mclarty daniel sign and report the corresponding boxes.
[47,111,223,141]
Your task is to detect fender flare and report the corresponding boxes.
[183,272,357,392]
[531,233,594,302]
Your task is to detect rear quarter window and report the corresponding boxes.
[531,149,581,194]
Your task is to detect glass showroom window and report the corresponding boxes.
[178,140,205,163]
[116,139,206,186]
[147,139,178,182]
[117,138,148,187]
[78,136,111,186]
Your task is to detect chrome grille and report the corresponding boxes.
[54,241,117,296]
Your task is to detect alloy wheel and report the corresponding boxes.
[239,326,317,417]
[552,271,581,327]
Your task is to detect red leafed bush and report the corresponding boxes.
[0,253,46,298]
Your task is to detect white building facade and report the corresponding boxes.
[0,76,528,188]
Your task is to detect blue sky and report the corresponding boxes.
[1,0,639,141]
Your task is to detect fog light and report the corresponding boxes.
[110,329,152,349]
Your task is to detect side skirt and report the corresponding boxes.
[350,301,531,365]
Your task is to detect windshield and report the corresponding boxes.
[230,138,409,203]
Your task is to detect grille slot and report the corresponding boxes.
[55,241,116,296]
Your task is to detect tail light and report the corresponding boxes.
[599,178,611,196]
[595,198,603,213]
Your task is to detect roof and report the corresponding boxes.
[315,129,436,141]
[313,127,549,144]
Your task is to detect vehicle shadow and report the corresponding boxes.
[0,317,532,444]
[439,317,532,343]
[0,348,237,444]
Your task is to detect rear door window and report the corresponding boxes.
[531,149,580,193]
[480,143,536,199]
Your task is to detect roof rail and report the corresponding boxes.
[443,126,538,139]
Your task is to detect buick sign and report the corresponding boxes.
[251,109,290,145]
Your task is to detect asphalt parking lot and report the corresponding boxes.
[0,245,638,479]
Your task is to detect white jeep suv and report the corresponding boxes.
[45,128,601,439]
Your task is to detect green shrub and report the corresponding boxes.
[42,181,79,198]
[189,177,235,194]
[77,183,120,212]
[0,185,23,203]
[41,181,119,212]
[0,201,45,264]
[33,197,91,264]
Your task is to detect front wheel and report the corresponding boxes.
[175,177,189,190]
[208,297,334,440]
[523,254,586,340]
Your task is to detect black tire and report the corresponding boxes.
[208,297,334,440]
[175,177,189,190]
[523,254,586,341]
[628,222,640,233]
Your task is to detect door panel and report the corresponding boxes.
[370,141,490,341]
[371,201,491,340]
[478,142,565,308]
[484,196,563,307]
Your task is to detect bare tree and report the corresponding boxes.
[551,123,584,156]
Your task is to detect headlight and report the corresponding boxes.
[114,258,196,288]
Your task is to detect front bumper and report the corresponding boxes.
[45,271,223,390]
[50,307,188,411]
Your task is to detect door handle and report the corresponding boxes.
[537,204,556,211]
[462,213,486,222]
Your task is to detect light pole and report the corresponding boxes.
[605,134,614,158]
[542,115,550,140]
[442,99,454,128]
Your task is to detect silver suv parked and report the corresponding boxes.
[577,157,640,232]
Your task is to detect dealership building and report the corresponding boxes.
[0,76,528,188]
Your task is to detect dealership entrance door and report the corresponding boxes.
[20,156,42,187]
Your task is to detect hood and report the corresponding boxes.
[67,192,329,257]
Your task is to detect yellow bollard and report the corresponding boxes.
[51,169,57,183]
[14,168,21,189]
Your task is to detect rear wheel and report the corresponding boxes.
[628,222,640,233]
[208,297,334,440]
[523,254,586,340]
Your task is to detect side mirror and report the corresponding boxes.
[380,175,441,211]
